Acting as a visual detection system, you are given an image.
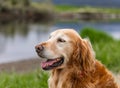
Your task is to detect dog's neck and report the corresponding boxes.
[49,67,87,88]
[51,66,86,79]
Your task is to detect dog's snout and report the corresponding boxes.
[35,44,44,52]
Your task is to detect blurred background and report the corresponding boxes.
[0,0,120,87]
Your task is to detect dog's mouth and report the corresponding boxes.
[41,57,64,70]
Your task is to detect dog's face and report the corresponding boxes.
[35,29,94,70]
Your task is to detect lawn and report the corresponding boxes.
[0,70,48,88]
[0,28,120,88]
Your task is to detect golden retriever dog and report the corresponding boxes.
[35,29,119,88]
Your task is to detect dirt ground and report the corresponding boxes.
[0,58,41,73]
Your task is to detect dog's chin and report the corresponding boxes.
[41,57,64,70]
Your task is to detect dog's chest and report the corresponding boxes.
[48,72,70,88]
[48,76,64,88]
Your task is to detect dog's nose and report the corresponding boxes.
[35,44,44,52]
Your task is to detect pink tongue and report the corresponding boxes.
[41,59,57,68]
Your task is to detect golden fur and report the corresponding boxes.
[35,29,119,88]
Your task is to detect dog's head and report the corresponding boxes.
[35,29,95,71]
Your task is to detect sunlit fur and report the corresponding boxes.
[37,29,119,88]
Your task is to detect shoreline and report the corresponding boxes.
[0,58,41,73]
[0,6,120,23]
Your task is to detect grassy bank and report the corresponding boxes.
[54,5,120,14]
[31,3,120,14]
[0,29,119,88]
[1,2,120,22]
[2,1,120,14]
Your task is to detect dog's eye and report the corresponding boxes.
[57,38,66,43]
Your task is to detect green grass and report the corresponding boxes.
[54,5,120,14]
[80,28,114,43]
[80,28,120,72]
[54,5,79,12]
[0,70,48,88]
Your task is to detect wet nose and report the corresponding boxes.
[35,44,44,53]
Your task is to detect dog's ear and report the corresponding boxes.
[73,38,95,72]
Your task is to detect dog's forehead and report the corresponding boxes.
[50,29,70,39]
[50,29,80,39]
[50,30,69,40]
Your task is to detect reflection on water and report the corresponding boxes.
[0,21,120,63]
[0,22,55,63]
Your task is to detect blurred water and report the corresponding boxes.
[0,21,120,63]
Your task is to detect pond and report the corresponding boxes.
[0,21,120,63]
